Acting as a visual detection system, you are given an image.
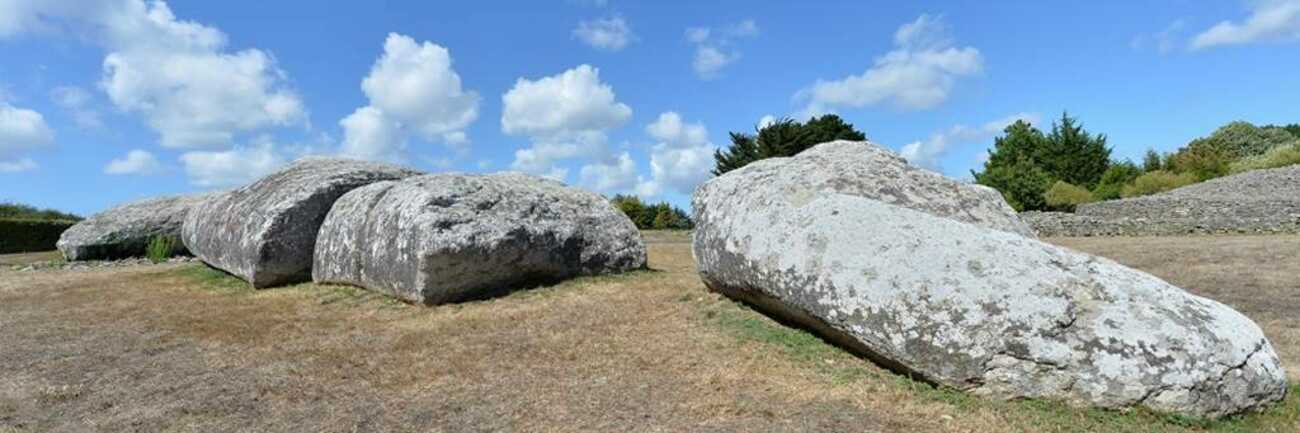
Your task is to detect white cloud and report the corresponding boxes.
[686,19,759,79]
[757,114,777,129]
[573,16,633,51]
[900,112,1039,172]
[1131,19,1186,54]
[693,46,739,79]
[179,137,285,187]
[502,65,631,178]
[1191,0,1300,50]
[579,152,639,192]
[0,158,37,173]
[798,14,982,114]
[638,111,716,197]
[104,149,160,175]
[0,0,307,150]
[340,33,479,163]
[0,102,55,155]
[50,85,104,129]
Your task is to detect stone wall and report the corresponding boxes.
[1021,165,1300,237]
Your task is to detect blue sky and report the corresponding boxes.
[1,0,1298,216]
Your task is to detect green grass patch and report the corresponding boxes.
[703,297,1300,433]
[145,235,181,263]
[171,264,253,294]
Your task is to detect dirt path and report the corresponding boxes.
[1,234,1297,433]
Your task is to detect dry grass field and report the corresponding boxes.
[1,232,1297,432]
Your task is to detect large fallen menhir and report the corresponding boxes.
[313,172,647,304]
[692,140,1288,418]
[182,157,420,288]
[57,193,212,261]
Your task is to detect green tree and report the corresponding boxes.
[973,120,1052,211]
[610,195,693,230]
[974,114,1111,211]
[610,194,653,228]
[976,156,1052,212]
[1040,112,1111,188]
[1092,160,1142,200]
[1141,149,1163,172]
[713,114,866,175]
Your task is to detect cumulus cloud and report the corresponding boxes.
[340,33,480,163]
[0,0,308,185]
[179,137,285,187]
[0,102,55,153]
[94,1,304,148]
[573,16,633,51]
[104,149,160,175]
[579,152,639,192]
[1191,0,1300,50]
[798,14,982,115]
[50,85,104,129]
[0,158,37,173]
[686,19,759,79]
[1131,19,1186,54]
[0,101,55,172]
[637,111,716,197]
[502,64,631,179]
[900,112,1039,172]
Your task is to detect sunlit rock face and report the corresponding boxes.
[312,172,646,304]
[692,140,1288,418]
[182,157,420,288]
[58,193,213,261]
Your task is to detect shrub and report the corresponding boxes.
[0,219,76,254]
[1184,121,1294,160]
[1043,181,1096,212]
[1170,144,1232,181]
[1092,160,1142,200]
[1120,171,1198,198]
[1230,141,1300,173]
[146,235,181,263]
[0,202,81,221]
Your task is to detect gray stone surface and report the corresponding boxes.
[1024,165,1300,237]
[312,172,647,304]
[182,157,420,288]
[692,141,1288,418]
[57,194,212,261]
[711,140,1034,237]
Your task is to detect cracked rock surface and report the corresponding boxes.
[182,157,420,288]
[57,193,213,261]
[312,172,647,304]
[692,141,1288,418]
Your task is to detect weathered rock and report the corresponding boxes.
[711,140,1033,237]
[182,157,420,288]
[57,193,212,261]
[312,172,647,304]
[693,141,1288,418]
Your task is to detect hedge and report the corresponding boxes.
[0,218,76,254]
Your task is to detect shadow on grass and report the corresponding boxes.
[703,298,1300,433]
[169,263,662,309]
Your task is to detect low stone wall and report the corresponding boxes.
[1022,165,1300,237]
[1020,209,1300,237]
